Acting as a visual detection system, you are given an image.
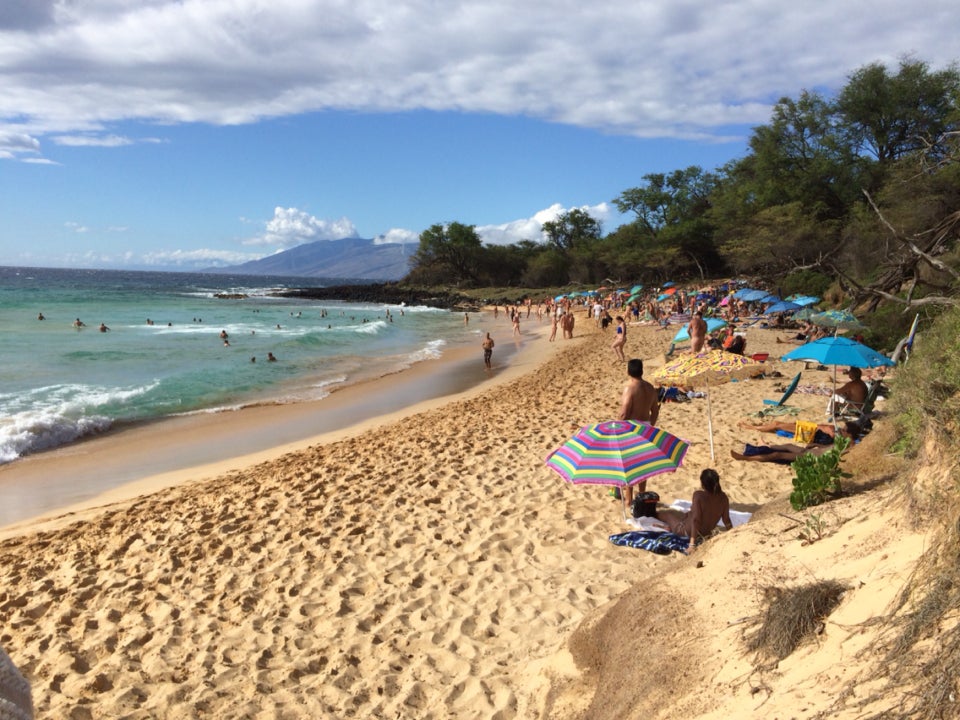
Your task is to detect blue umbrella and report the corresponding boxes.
[732,288,758,299]
[780,336,894,369]
[672,317,728,342]
[662,281,675,287]
[630,284,644,294]
[656,293,672,302]
[789,295,820,307]
[764,300,802,315]
[741,289,775,302]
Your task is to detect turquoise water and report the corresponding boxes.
[0,266,472,464]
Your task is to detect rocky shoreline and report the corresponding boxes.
[272,282,484,310]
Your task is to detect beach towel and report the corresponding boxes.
[793,420,819,444]
[667,500,752,528]
[609,531,690,555]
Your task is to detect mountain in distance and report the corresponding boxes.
[207,237,413,281]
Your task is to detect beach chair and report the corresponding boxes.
[835,380,882,421]
[756,372,801,417]
[763,372,801,408]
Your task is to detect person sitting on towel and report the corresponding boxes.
[657,469,732,552]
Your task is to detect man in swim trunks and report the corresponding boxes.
[482,332,495,369]
[618,358,661,508]
[828,367,868,416]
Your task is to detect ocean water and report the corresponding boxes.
[0,266,473,465]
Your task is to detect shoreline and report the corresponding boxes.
[0,314,551,535]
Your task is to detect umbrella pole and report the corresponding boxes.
[706,388,716,461]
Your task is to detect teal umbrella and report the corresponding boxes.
[673,318,727,342]
[810,310,864,333]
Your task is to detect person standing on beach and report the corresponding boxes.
[611,317,627,361]
[687,311,707,353]
[618,358,661,508]
[482,332,495,369]
[549,313,559,342]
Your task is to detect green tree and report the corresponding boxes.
[836,58,960,165]
[541,208,603,252]
[612,166,720,279]
[408,222,483,285]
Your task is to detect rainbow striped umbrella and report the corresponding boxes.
[545,420,689,489]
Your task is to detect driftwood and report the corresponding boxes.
[822,191,960,313]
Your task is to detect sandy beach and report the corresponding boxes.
[0,311,927,718]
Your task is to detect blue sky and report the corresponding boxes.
[1,1,957,271]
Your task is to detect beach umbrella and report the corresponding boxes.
[672,317,727,343]
[809,309,864,333]
[662,281,675,287]
[652,350,768,461]
[663,286,678,295]
[740,289,773,302]
[780,336,894,369]
[656,293,672,302]
[793,307,818,321]
[732,288,757,299]
[789,295,820,307]
[545,420,689,515]
[630,284,644,294]
[764,300,802,315]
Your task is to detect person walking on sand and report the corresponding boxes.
[618,358,661,508]
[687,310,707,353]
[549,313,559,342]
[482,332,495,369]
[512,312,520,337]
[611,316,627,361]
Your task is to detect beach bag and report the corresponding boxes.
[793,420,818,444]
[631,491,660,518]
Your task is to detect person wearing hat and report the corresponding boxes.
[828,367,868,417]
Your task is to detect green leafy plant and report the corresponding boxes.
[789,436,851,510]
[798,513,826,545]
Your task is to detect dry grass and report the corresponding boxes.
[746,580,848,662]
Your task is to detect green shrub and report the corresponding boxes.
[789,436,851,510]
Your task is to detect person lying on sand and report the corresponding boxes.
[656,468,732,553]
[730,442,843,463]
[737,419,862,445]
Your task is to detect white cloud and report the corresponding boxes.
[476,202,612,246]
[245,206,359,248]
[139,248,264,266]
[65,221,89,233]
[52,134,134,147]
[373,228,419,245]
[0,0,956,146]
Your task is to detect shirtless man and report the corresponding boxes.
[687,311,708,353]
[481,332,495,369]
[657,468,732,553]
[828,367,868,416]
[619,358,661,508]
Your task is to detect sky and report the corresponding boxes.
[1,1,958,272]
